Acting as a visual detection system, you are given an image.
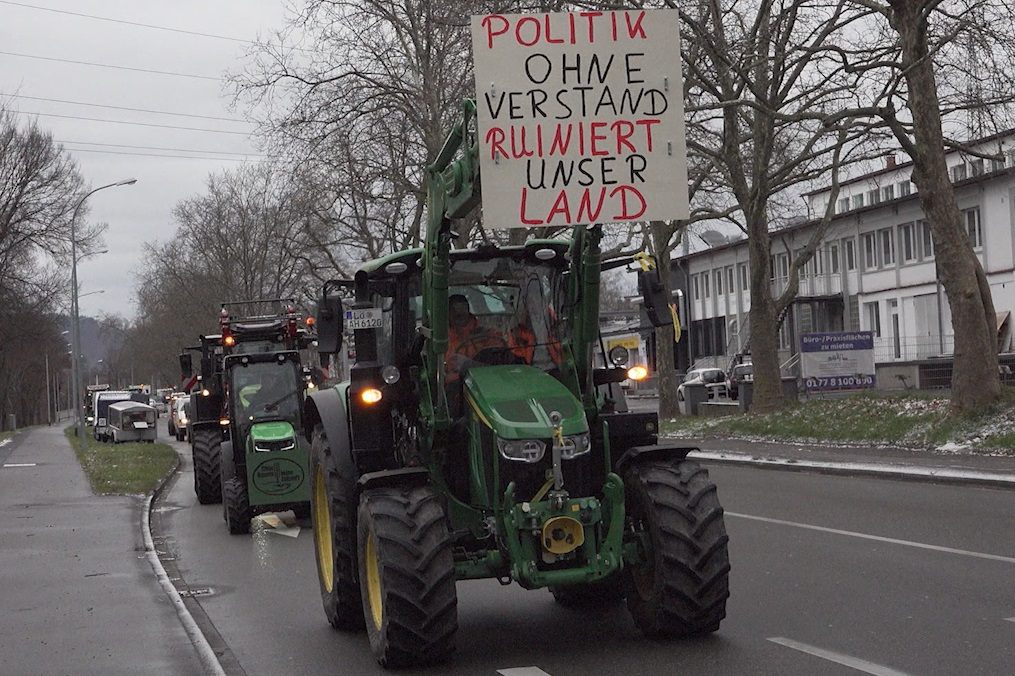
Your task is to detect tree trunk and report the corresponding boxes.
[891,2,1000,412]
[651,223,681,420]
[747,213,784,413]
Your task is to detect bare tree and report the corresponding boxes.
[842,0,1015,412]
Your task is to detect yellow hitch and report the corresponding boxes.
[541,516,585,555]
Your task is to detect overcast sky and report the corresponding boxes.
[0,0,291,319]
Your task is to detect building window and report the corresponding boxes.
[726,267,734,295]
[692,274,700,301]
[838,197,850,213]
[882,185,895,201]
[898,181,911,196]
[795,249,809,277]
[868,189,881,205]
[739,263,749,291]
[920,220,935,258]
[879,227,895,266]
[778,320,792,350]
[811,249,824,276]
[863,232,878,270]
[900,222,917,263]
[970,159,984,176]
[703,272,710,298]
[963,207,982,249]
[829,243,840,274]
[865,301,881,337]
[1008,150,1015,167]
[769,255,776,280]
[951,163,967,182]
[844,238,856,271]
[714,269,723,295]
[992,157,1006,172]
[852,194,865,209]
[778,253,790,279]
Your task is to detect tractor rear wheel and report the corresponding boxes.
[623,458,730,638]
[191,428,222,504]
[309,424,362,631]
[357,485,457,668]
[223,476,252,535]
[550,575,625,608]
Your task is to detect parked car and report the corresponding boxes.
[726,362,754,400]
[676,368,727,402]
[172,395,191,442]
[107,401,157,443]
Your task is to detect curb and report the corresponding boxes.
[689,450,1015,489]
[142,454,228,676]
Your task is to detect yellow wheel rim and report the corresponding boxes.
[364,532,383,629]
[312,465,334,593]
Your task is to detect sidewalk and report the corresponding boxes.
[668,436,1015,488]
[0,426,203,675]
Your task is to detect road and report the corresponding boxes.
[157,437,1015,675]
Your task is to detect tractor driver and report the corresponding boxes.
[445,294,505,383]
[240,370,292,416]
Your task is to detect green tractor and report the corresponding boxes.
[305,101,730,667]
[182,301,318,534]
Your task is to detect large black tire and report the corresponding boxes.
[623,459,730,637]
[223,476,252,535]
[550,575,625,608]
[309,424,363,631]
[357,486,457,668]
[191,428,222,505]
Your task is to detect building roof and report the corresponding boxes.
[802,126,1015,197]
[673,164,1015,264]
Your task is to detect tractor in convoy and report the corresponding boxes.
[305,101,730,667]
[180,300,317,534]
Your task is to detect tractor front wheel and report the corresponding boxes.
[191,428,222,505]
[309,424,362,631]
[223,476,252,535]
[623,458,730,637]
[357,485,457,668]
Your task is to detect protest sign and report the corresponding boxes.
[470,9,689,228]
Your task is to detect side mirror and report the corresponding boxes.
[179,353,193,379]
[316,284,345,355]
[638,268,673,328]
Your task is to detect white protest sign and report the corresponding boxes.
[471,9,689,228]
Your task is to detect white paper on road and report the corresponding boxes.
[251,510,300,538]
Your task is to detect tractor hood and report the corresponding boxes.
[246,420,298,453]
[464,365,588,440]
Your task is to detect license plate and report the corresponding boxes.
[345,308,383,329]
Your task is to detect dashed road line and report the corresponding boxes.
[3,463,37,468]
[1004,617,1015,623]
[727,512,1015,564]
[768,637,911,675]
[498,668,553,676]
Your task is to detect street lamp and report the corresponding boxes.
[71,178,137,441]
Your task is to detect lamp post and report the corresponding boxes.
[71,178,137,441]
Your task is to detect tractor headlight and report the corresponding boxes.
[560,433,592,459]
[497,438,545,463]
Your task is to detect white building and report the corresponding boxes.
[670,130,1015,388]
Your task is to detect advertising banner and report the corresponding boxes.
[471,9,689,228]
[800,331,876,391]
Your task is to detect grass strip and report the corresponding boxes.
[65,426,178,495]
[661,391,1015,451]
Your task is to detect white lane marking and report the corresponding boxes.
[690,450,1015,485]
[0,438,11,447]
[727,512,1015,564]
[3,463,36,468]
[143,488,226,675]
[498,668,553,676]
[768,637,911,676]
[1005,617,1015,623]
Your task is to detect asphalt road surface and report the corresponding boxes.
[158,438,1015,675]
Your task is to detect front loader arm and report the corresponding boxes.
[421,100,481,435]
